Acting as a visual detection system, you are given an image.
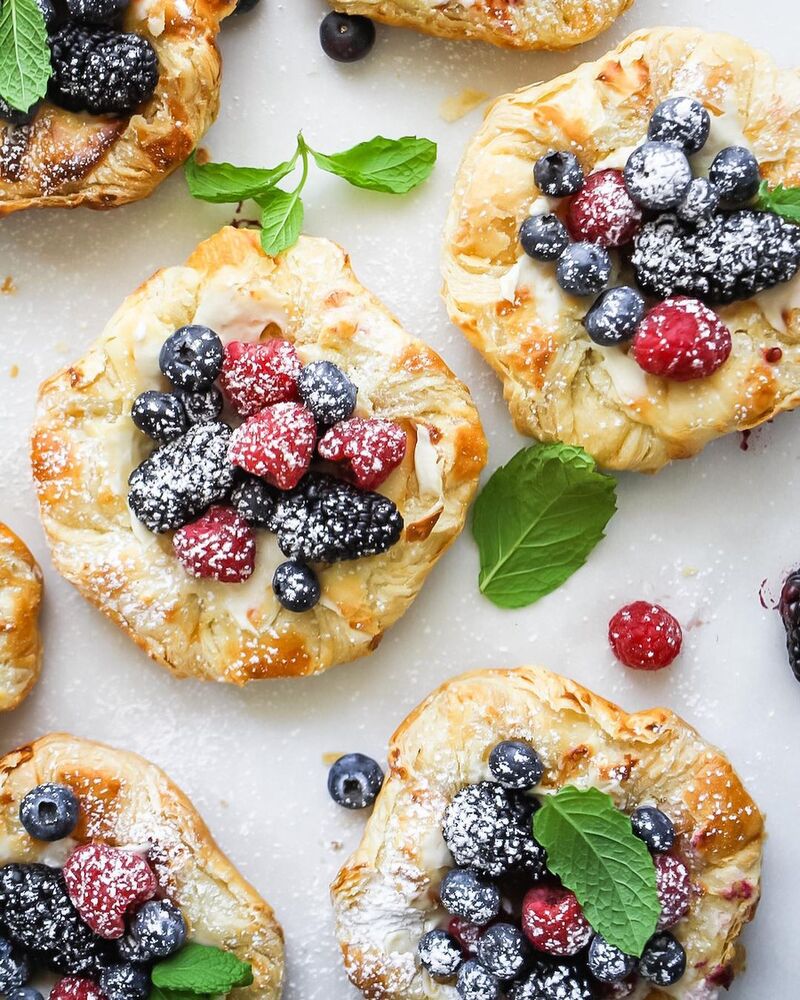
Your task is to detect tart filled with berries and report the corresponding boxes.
[0,0,242,213]
[332,667,763,999]
[0,734,283,999]
[443,27,800,472]
[31,227,486,682]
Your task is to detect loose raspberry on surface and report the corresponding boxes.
[50,978,107,1000]
[608,601,682,671]
[173,506,256,583]
[521,885,592,957]
[62,844,157,940]
[566,169,643,248]
[631,297,732,381]
[655,854,692,929]
[318,417,406,490]
[228,402,317,490]
[219,339,301,417]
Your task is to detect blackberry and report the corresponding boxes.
[50,24,159,116]
[176,386,224,425]
[632,209,800,304]
[778,569,800,682]
[0,864,115,974]
[271,473,403,564]
[0,937,31,992]
[66,0,129,24]
[231,475,280,529]
[509,961,593,1000]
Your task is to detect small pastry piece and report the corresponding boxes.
[0,523,43,711]
[0,734,284,996]
[332,666,763,999]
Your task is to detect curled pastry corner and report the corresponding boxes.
[0,523,43,711]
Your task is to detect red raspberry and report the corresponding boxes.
[318,417,406,490]
[63,844,156,939]
[632,297,732,381]
[228,401,316,490]
[219,339,301,417]
[447,916,482,955]
[566,169,643,247]
[50,979,106,1000]
[173,506,256,583]
[608,601,682,671]
[521,885,592,957]
[655,854,691,929]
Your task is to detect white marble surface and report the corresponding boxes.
[1,2,799,997]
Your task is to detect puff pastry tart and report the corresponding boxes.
[0,523,43,712]
[443,28,800,472]
[0,733,283,997]
[332,666,763,999]
[31,227,486,683]
[326,1,634,51]
[0,0,235,214]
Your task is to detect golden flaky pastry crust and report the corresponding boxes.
[332,667,764,999]
[0,523,43,712]
[443,28,800,472]
[328,0,633,51]
[0,0,234,214]
[31,227,487,684]
[0,734,283,997]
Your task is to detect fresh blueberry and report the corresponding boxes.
[99,963,151,1000]
[297,360,357,426]
[556,242,611,296]
[456,959,501,1000]
[624,142,692,210]
[159,326,224,390]
[0,938,31,993]
[6,989,44,1000]
[231,475,280,529]
[631,806,675,853]
[533,151,584,197]
[272,560,321,613]
[583,286,645,346]
[319,12,375,62]
[131,391,188,443]
[117,930,152,963]
[328,753,384,809]
[176,385,224,424]
[587,934,637,983]
[35,0,57,28]
[519,214,570,262]
[475,923,529,980]
[19,783,80,841]
[418,929,463,980]
[648,97,711,154]
[488,741,543,790]
[127,899,186,958]
[639,932,686,986]
[439,868,501,926]
[709,146,760,204]
[676,177,720,224]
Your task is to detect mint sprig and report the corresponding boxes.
[0,0,51,112]
[184,132,437,257]
[757,180,800,223]
[471,443,617,609]
[151,942,253,994]
[534,787,661,957]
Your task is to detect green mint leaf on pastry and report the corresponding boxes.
[534,786,660,957]
[756,180,800,222]
[309,135,437,194]
[471,443,616,609]
[184,151,297,204]
[151,942,254,993]
[258,186,304,256]
[0,0,51,112]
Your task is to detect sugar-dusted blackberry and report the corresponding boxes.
[50,24,159,116]
[231,475,280,529]
[128,421,235,533]
[508,960,594,1000]
[271,473,403,564]
[0,864,115,974]
[0,937,31,993]
[66,0,129,24]
[779,568,800,682]
[632,209,800,304]
[176,386,224,425]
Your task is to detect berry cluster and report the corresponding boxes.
[411,741,690,999]
[0,784,187,999]
[519,96,800,383]
[128,326,406,612]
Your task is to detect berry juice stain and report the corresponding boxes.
[739,429,751,451]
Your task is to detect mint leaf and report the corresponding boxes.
[258,186,304,256]
[534,787,660,957]
[184,151,296,204]
[757,180,800,222]
[0,0,51,112]
[152,943,253,994]
[311,136,436,194]
[471,443,616,609]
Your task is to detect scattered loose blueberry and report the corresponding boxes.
[631,806,675,853]
[488,741,543,790]
[127,899,186,958]
[0,937,31,993]
[676,177,719,224]
[647,97,710,154]
[439,868,501,926]
[319,12,375,62]
[159,325,224,390]
[709,146,761,204]
[327,753,384,809]
[519,214,570,262]
[456,959,501,1000]
[533,151,584,197]
[624,142,692,210]
[639,932,686,986]
[556,242,611,296]
[131,391,188,443]
[417,929,463,980]
[587,934,637,983]
[297,360,358,426]
[19,783,80,842]
[176,385,223,424]
[475,923,529,980]
[98,964,150,1000]
[583,286,644,346]
[272,560,321,612]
